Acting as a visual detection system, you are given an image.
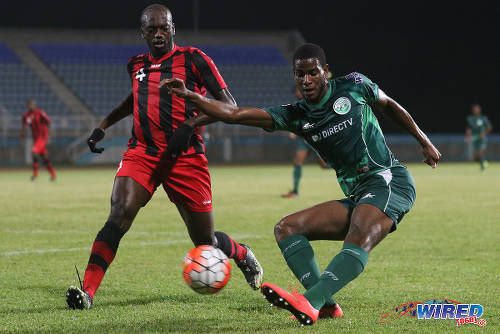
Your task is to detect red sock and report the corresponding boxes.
[214,231,247,261]
[33,162,39,177]
[46,162,56,178]
[82,222,125,299]
[83,241,115,299]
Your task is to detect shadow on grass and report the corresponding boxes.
[4,288,296,333]
[4,285,275,316]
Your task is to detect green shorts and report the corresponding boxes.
[472,138,487,151]
[339,167,416,232]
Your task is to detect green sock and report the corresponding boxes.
[303,243,368,310]
[292,165,301,193]
[278,235,336,307]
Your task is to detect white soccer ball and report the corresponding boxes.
[182,245,231,294]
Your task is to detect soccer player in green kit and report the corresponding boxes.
[465,103,492,170]
[159,43,441,326]
[282,86,328,198]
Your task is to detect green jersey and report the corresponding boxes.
[264,72,404,196]
[466,114,491,139]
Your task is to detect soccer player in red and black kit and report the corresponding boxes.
[20,99,56,181]
[66,4,263,309]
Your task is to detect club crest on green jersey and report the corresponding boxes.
[333,97,351,115]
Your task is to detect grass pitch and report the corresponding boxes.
[0,162,499,333]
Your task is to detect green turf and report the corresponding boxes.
[0,162,498,333]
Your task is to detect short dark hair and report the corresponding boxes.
[293,43,326,67]
[141,4,169,26]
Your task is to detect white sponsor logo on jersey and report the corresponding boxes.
[302,122,315,130]
[311,118,353,142]
[135,68,146,81]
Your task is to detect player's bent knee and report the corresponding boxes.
[274,218,295,242]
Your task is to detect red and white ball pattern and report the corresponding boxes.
[182,245,231,294]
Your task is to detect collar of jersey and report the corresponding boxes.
[303,81,334,110]
[148,44,179,63]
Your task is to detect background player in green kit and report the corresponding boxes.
[465,103,492,170]
[159,43,441,325]
[282,86,328,198]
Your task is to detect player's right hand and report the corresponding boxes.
[159,78,191,99]
[87,128,105,153]
[421,142,441,168]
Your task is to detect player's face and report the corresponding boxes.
[294,58,329,104]
[472,105,481,115]
[27,100,36,110]
[141,8,175,58]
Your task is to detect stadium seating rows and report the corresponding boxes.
[1,43,294,118]
[31,43,294,114]
[0,43,70,116]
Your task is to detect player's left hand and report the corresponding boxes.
[165,123,194,158]
[159,78,191,99]
[421,142,441,168]
[87,128,105,153]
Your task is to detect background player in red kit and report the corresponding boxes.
[20,99,56,181]
[66,4,263,309]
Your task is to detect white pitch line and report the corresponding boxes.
[2,229,189,236]
[0,240,190,256]
[1,247,91,256]
[0,234,264,256]
[2,229,265,239]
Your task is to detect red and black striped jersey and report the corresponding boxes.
[127,45,227,158]
[22,108,50,141]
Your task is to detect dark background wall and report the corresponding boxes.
[1,0,498,133]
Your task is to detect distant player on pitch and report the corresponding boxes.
[20,99,56,181]
[160,43,441,325]
[465,103,492,170]
[281,86,327,198]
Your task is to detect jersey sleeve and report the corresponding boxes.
[484,116,492,128]
[357,73,379,104]
[40,110,51,124]
[346,72,379,104]
[262,104,298,132]
[191,49,227,95]
[127,57,135,80]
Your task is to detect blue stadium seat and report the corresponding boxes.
[0,44,70,116]
[30,43,295,115]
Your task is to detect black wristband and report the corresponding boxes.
[90,128,105,141]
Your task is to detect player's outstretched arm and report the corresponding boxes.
[375,89,441,168]
[87,92,133,153]
[162,88,236,158]
[181,89,236,128]
[159,78,274,129]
